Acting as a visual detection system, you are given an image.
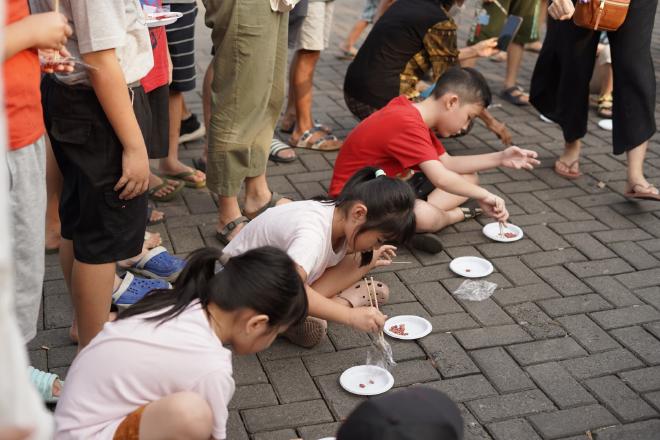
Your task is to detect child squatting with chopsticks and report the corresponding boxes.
[222,166,418,347]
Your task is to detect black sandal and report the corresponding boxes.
[215,216,249,245]
[461,207,483,220]
[500,86,529,106]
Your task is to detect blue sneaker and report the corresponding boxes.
[112,272,171,310]
[129,246,186,282]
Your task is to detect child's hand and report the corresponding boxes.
[39,48,74,74]
[371,244,397,268]
[478,192,509,223]
[548,0,575,20]
[348,307,386,333]
[27,12,72,50]
[500,146,540,170]
[115,148,150,200]
[473,37,499,58]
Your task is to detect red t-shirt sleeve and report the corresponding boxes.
[386,120,445,170]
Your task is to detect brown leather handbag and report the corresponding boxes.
[573,0,631,31]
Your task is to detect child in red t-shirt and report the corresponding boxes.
[330,67,540,253]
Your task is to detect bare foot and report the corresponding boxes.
[148,174,183,198]
[149,207,165,224]
[159,161,206,186]
[279,113,297,132]
[144,231,162,249]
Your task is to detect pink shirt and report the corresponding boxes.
[54,302,235,440]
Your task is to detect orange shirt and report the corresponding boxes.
[3,0,45,150]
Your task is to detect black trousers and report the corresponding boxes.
[530,0,657,154]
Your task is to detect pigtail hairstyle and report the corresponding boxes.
[117,246,308,328]
[326,166,416,266]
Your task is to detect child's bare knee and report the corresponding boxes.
[169,392,213,440]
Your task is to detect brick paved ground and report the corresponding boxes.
[30,1,660,439]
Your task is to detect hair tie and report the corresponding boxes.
[375,169,386,178]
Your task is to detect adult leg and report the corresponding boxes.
[45,136,62,252]
[70,261,115,348]
[135,393,213,440]
[340,20,368,54]
[503,42,528,103]
[290,49,321,141]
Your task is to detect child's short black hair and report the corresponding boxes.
[431,66,492,108]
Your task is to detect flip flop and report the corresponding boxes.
[269,138,297,163]
[28,366,63,404]
[244,192,284,220]
[290,127,342,151]
[280,120,333,135]
[337,280,390,307]
[112,272,171,310]
[162,169,206,189]
[500,86,529,106]
[129,246,186,282]
[215,216,250,245]
[148,177,184,202]
[554,159,582,180]
[624,183,660,201]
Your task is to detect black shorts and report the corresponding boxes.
[407,172,435,200]
[166,3,198,92]
[146,84,169,159]
[41,76,149,264]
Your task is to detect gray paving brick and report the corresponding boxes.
[497,180,549,194]
[29,350,47,371]
[492,256,543,286]
[315,373,365,420]
[608,241,660,270]
[370,271,417,304]
[645,391,660,411]
[610,326,660,365]
[296,422,341,440]
[43,293,72,330]
[508,212,567,227]
[505,302,566,339]
[467,389,555,423]
[590,305,660,329]
[563,233,617,260]
[425,375,497,402]
[528,404,618,439]
[396,264,455,284]
[487,418,542,440]
[585,206,637,229]
[534,186,588,201]
[536,266,592,296]
[226,411,249,440]
[628,212,660,237]
[508,337,587,365]
[523,224,570,251]
[409,282,464,315]
[47,345,77,369]
[583,276,642,307]
[565,258,634,278]
[459,298,514,327]
[27,328,74,351]
[389,359,440,386]
[584,375,658,422]
[548,220,610,235]
[522,248,588,268]
[561,349,644,379]
[477,240,542,259]
[326,322,371,350]
[302,348,367,377]
[233,355,268,386]
[620,366,660,392]
[644,321,660,340]
[527,361,596,409]
[263,358,320,403]
[593,228,653,243]
[556,314,620,353]
[472,347,534,392]
[258,337,335,362]
[439,230,492,247]
[494,283,562,306]
[242,400,333,433]
[538,294,612,317]
[617,268,660,289]
[420,332,479,377]
[43,279,68,297]
[594,419,660,440]
[427,312,480,333]
[229,384,278,410]
[168,226,204,254]
[459,403,493,440]
[639,238,660,253]
[509,193,549,214]
[635,286,660,310]
[380,301,431,320]
[454,324,533,350]
[546,199,595,221]
[253,429,298,440]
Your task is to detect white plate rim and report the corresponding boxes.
[482,222,524,243]
[145,11,183,27]
[339,365,394,396]
[384,315,432,340]
[449,256,494,278]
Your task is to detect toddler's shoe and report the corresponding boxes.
[282,317,327,348]
[112,272,171,311]
[129,246,186,282]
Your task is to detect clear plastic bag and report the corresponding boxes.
[453,280,497,301]
[366,334,396,370]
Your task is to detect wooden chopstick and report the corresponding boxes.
[54,0,59,13]
[368,276,385,340]
[491,0,508,15]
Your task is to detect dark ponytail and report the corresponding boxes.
[117,246,308,328]
[324,166,416,266]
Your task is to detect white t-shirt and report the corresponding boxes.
[29,0,153,86]
[54,302,235,440]
[223,200,347,284]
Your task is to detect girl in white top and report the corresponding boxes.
[54,247,307,440]
[223,166,417,347]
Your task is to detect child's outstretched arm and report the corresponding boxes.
[83,49,150,201]
[3,11,71,61]
[440,146,540,174]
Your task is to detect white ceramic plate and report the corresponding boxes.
[482,222,524,243]
[384,315,432,340]
[449,256,494,278]
[339,365,394,396]
[145,11,183,27]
